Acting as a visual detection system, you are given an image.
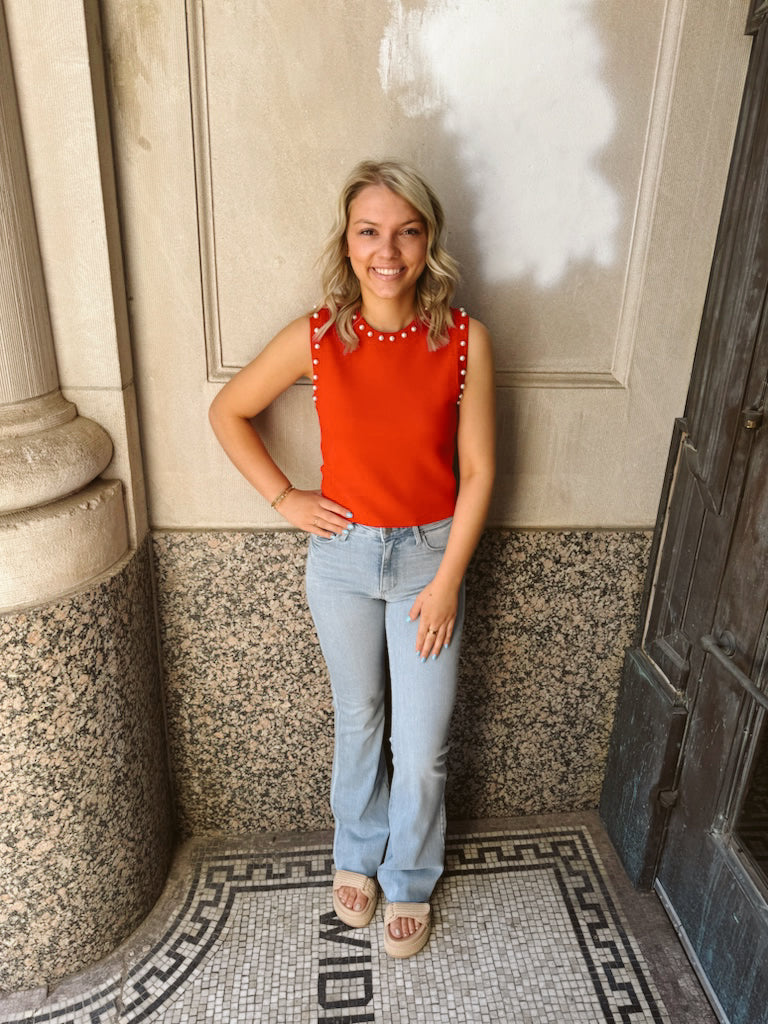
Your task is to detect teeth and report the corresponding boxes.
[374,268,402,276]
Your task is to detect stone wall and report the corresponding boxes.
[152,528,651,837]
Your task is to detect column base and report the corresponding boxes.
[0,478,128,610]
[0,402,113,514]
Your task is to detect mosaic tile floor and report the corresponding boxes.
[0,820,706,1024]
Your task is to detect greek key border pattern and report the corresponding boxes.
[3,828,666,1024]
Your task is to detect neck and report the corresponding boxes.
[358,296,418,332]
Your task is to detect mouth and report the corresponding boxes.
[371,267,406,279]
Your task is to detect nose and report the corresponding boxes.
[379,234,400,257]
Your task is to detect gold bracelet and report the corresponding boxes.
[271,484,294,509]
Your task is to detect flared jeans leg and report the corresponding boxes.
[305,519,464,904]
[378,589,463,902]
[307,546,391,880]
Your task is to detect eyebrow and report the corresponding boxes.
[351,218,424,227]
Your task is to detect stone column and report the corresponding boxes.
[0,0,127,609]
[0,2,173,995]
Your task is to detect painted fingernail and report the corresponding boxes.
[345,511,354,518]
[431,654,437,661]
[420,656,426,664]
[345,524,353,531]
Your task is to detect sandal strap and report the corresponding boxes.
[384,901,431,925]
[333,870,378,900]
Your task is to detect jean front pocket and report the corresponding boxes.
[309,530,348,549]
[419,517,453,551]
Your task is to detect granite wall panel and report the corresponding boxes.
[450,530,652,816]
[152,529,651,837]
[0,540,174,993]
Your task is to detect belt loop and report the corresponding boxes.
[412,524,423,544]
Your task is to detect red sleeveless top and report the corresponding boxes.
[311,307,468,527]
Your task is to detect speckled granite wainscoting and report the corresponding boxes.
[0,540,175,994]
[450,531,652,815]
[152,529,651,837]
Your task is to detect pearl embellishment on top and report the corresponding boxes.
[351,312,422,341]
[456,309,469,406]
[312,309,470,408]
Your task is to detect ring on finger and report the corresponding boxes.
[427,628,437,635]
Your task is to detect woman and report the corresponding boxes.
[209,160,495,957]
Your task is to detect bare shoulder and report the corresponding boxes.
[467,317,491,344]
[467,317,494,369]
[266,313,312,353]
[457,315,496,459]
[248,313,313,376]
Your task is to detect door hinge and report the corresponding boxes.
[741,405,764,430]
[658,789,679,809]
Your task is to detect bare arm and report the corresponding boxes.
[208,316,354,535]
[410,318,496,659]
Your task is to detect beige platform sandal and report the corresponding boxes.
[383,902,431,958]
[332,870,379,927]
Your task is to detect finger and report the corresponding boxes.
[417,625,442,661]
[443,617,456,649]
[429,625,446,660]
[317,510,355,534]
[427,629,444,661]
[428,617,456,660]
[414,617,428,652]
[319,497,354,521]
[309,513,335,537]
[311,507,351,535]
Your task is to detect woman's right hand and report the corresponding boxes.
[277,488,354,537]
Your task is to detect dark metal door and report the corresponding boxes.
[601,6,768,1022]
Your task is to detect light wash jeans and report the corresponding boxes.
[305,518,464,903]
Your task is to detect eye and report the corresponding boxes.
[359,228,375,236]
[403,227,423,236]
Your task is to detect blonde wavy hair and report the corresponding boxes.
[316,160,460,352]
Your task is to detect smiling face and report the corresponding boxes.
[345,184,429,317]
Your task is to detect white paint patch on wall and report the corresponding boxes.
[379,0,619,288]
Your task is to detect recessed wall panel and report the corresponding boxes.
[102,0,751,527]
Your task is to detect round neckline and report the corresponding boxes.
[352,312,423,341]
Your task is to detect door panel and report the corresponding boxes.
[600,648,687,888]
[644,19,768,683]
[735,713,768,877]
[656,652,768,1024]
[684,81,768,516]
[644,460,705,690]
